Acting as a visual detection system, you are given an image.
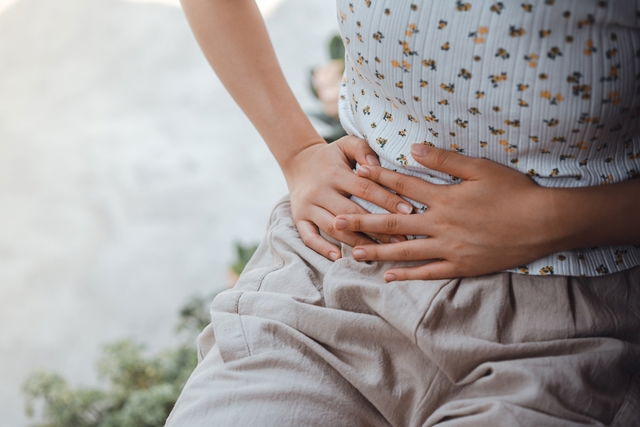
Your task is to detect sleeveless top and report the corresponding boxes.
[336,0,640,276]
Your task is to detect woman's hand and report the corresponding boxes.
[334,144,561,280]
[282,135,415,261]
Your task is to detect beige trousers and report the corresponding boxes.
[166,197,640,426]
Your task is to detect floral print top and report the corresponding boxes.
[336,0,640,276]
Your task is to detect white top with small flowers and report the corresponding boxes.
[336,0,640,276]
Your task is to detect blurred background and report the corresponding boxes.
[0,0,341,425]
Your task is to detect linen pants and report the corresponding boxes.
[165,197,640,426]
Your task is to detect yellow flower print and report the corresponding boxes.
[424,111,439,122]
[547,46,562,59]
[499,139,517,153]
[490,2,504,14]
[584,39,597,56]
[450,143,464,153]
[454,118,468,128]
[421,58,437,70]
[509,25,526,37]
[468,26,488,44]
[458,68,472,79]
[577,14,595,29]
[488,72,508,87]
[539,266,554,275]
[405,23,419,37]
[524,53,539,67]
[455,1,471,11]
[398,40,417,57]
[488,126,506,135]
[495,47,510,59]
[440,83,455,93]
[539,29,551,38]
[391,59,411,72]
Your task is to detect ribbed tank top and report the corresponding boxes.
[336,0,640,276]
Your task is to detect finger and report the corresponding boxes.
[312,205,378,248]
[410,144,484,181]
[384,261,456,282]
[335,213,429,236]
[357,165,435,203]
[344,175,414,214]
[339,135,381,167]
[320,195,407,243]
[351,239,438,262]
[296,219,341,261]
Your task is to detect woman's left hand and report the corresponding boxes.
[334,144,562,281]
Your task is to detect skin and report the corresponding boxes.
[181,0,640,279]
[335,143,640,281]
[180,0,411,261]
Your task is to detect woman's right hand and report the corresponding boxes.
[181,0,406,260]
[282,135,414,261]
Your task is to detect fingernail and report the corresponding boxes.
[384,272,397,282]
[366,154,381,166]
[390,236,403,243]
[359,165,370,177]
[352,248,366,259]
[397,202,413,214]
[329,251,339,261]
[411,143,429,157]
[335,217,348,230]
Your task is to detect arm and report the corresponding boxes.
[180,0,319,169]
[546,178,640,250]
[180,0,414,258]
[334,144,640,280]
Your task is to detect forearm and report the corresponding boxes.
[544,179,640,252]
[180,0,324,170]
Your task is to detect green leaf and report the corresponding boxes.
[328,34,345,60]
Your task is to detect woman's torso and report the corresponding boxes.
[336,0,640,276]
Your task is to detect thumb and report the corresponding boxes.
[340,135,381,167]
[410,144,479,180]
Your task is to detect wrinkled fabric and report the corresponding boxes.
[166,197,640,426]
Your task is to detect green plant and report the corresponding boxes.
[23,241,259,427]
[229,241,259,276]
[23,340,197,427]
[328,34,346,61]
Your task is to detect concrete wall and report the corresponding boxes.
[0,0,338,424]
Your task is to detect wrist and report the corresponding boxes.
[280,138,326,184]
[529,186,578,255]
[537,185,609,253]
